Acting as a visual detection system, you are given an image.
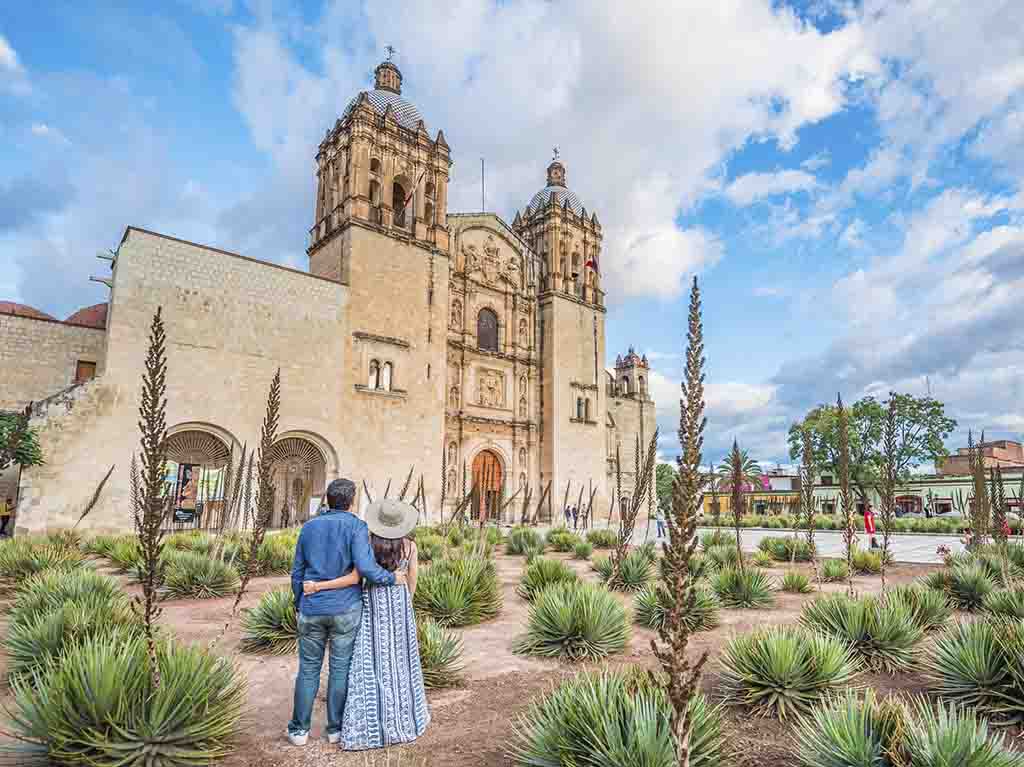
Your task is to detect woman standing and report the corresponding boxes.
[304,498,429,750]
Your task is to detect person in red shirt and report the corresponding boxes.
[864,505,878,549]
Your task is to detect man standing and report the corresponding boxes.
[864,504,878,549]
[563,505,572,527]
[571,505,579,530]
[655,506,666,540]
[288,478,404,746]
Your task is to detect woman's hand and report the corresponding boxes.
[303,580,319,595]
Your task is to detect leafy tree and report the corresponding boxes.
[0,405,44,473]
[717,442,761,569]
[787,393,955,505]
[656,462,676,515]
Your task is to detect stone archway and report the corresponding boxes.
[268,436,327,528]
[471,449,503,522]
[165,428,233,529]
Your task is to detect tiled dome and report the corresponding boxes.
[66,302,108,329]
[0,301,56,321]
[526,158,585,216]
[342,59,426,132]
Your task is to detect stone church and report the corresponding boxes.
[0,58,656,536]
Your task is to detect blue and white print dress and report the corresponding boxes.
[342,556,430,750]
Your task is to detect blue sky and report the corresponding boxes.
[2,1,1023,467]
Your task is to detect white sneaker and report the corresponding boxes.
[287,731,309,747]
[327,732,341,745]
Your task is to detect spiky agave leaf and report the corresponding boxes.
[781,570,813,594]
[516,557,579,601]
[752,550,775,568]
[573,541,593,560]
[609,548,655,593]
[882,584,952,632]
[506,527,544,555]
[240,588,298,655]
[634,583,720,633]
[851,548,882,575]
[800,593,922,673]
[821,559,849,583]
[413,553,502,627]
[591,554,614,582]
[513,580,630,662]
[982,587,1024,619]
[946,563,999,611]
[793,688,902,767]
[712,565,776,609]
[252,534,296,576]
[705,543,742,570]
[508,667,724,767]
[162,550,241,600]
[719,626,861,720]
[902,697,1019,767]
[417,616,465,689]
[585,528,618,549]
[9,569,128,628]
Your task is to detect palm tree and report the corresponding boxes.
[715,440,762,567]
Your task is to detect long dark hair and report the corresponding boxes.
[371,534,407,573]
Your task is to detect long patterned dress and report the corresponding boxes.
[341,557,430,750]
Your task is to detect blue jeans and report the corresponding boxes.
[288,605,362,737]
[656,520,665,538]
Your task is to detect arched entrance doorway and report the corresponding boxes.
[471,450,503,522]
[268,437,327,529]
[165,429,232,530]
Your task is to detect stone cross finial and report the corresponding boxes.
[385,45,396,62]
[552,146,560,161]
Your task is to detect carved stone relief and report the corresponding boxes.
[518,318,528,348]
[476,368,506,408]
[449,385,460,409]
[450,298,462,329]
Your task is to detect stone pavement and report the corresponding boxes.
[536,520,963,564]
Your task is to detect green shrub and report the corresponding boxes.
[821,559,849,582]
[253,534,295,576]
[508,668,724,767]
[0,538,89,582]
[506,526,544,555]
[417,617,465,689]
[852,548,882,575]
[546,527,583,553]
[513,581,629,661]
[701,530,736,551]
[10,634,245,766]
[9,568,128,628]
[706,543,742,569]
[105,537,143,573]
[162,549,241,600]
[924,617,1024,725]
[800,593,922,673]
[983,587,1024,619]
[712,565,775,609]
[636,540,658,563]
[781,570,812,594]
[633,583,720,633]
[164,531,216,554]
[523,541,546,563]
[585,528,618,549]
[752,550,774,568]
[794,689,1019,767]
[939,563,998,611]
[240,588,298,655]
[662,551,711,582]
[415,533,446,563]
[591,554,614,582]
[882,584,952,632]
[516,557,579,601]
[408,525,440,541]
[608,549,654,592]
[573,541,593,560]
[81,534,123,558]
[719,626,860,719]
[446,525,468,548]
[414,554,502,627]
[458,537,494,559]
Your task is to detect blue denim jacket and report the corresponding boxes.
[290,509,395,615]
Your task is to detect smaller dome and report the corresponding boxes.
[341,57,426,132]
[0,301,55,321]
[66,303,108,329]
[525,157,585,216]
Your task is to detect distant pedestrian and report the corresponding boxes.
[0,497,12,537]
[864,505,878,549]
[961,527,974,550]
[655,507,666,540]
[563,506,572,527]
[571,505,579,530]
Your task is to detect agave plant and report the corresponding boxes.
[162,550,241,600]
[508,667,724,767]
[10,634,245,766]
[752,550,775,568]
[516,557,579,601]
[591,554,614,582]
[982,587,1024,619]
[944,563,998,611]
[821,559,850,583]
[759,536,814,563]
[240,588,298,655]
[661,551,710,582]
[413,554,503,627]
[800,593,922,673]
[882,584,952,632]
[705,543,742,570]
[712,565,775,609]
[585,528,618,549]
[608,549,654,592]
[633,583,720,633]
[701,530,737,551]
[719,626,861,719]
[105,537,143,573]
[415,533,446,563]
[417,616,465,689]
[851,548,882,575]
[253,534,296,576]
[793,688,901,767]
[636,540,658,564]
[164,531,216,554]
[781,570,813,594]
[0,538,88,582]
[924,617,1024,725]
[901,697,1020,767]
[80,534,124,558]
[9,569,128,627]
[573,541,593,560]
[506,527,544,556]
[546,528,583,553]
[513,580,629,661]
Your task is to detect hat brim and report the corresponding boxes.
[365,499,418,540]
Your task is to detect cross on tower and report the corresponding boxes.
[552,146,560,161]
[384,45,396,62]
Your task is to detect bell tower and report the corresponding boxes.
[307,56,451,282]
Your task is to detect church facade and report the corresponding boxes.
[0,59,655,535]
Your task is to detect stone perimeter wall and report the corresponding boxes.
[16,228,349,535]
[0,313,106,412]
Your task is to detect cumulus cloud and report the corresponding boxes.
[30,122,71,145]
[724,169,820,206]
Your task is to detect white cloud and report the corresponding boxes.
[0,33,30,95]
[801,150,831,171]
[0,34,23,73]
[30,123,71,145]
[724,169,820,206]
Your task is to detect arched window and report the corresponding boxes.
[621,376,629,395]
[393,181,409,229]
[369,180,381,225]
[477,308,498,352]
[585,398,591,421]
[425,181,435,198]
[370,157,381,174]
[381,362,393,391]
[369,360,381,389]
[576,398,584,420]
[424,202,434,226]
[638,376,646,396]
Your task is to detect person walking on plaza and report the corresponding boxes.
[571,505,579,530]
[287,478,404,747]
[0,497,12,537]
[655,506,666,540]
[563,505,572,527]
[864,505,878,549]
